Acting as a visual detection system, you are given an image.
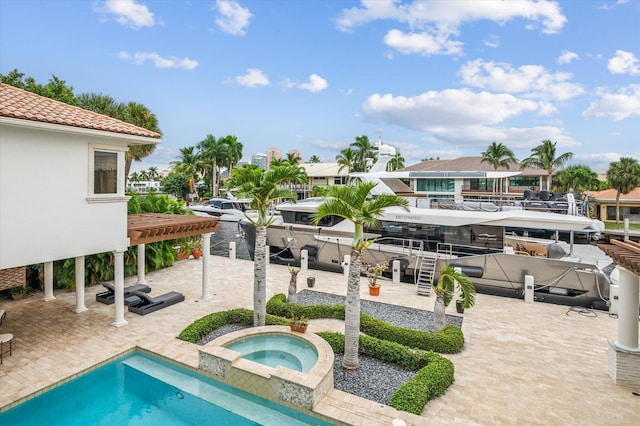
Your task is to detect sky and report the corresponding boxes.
[1,0,639,174]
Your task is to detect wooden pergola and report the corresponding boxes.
[128,213,220,245]
[598,238,640,276]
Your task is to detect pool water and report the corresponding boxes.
[225,333,318,373]
[0,351,332,426]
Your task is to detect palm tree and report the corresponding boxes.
[198,134,228,197]
[123,102,160,181]
[286,151,302,165]
[607,157,640,224]
[269,158,286,168]
[312,182,409,370]
[223,135,243,178]
[226,164,307,326]
[336,147,357,174]
[350,135,376,172]
[138,170,149,181]
[171,146,200,199]
[387,151,405,171]
[308,155,321,163]
[147,166,159,181]
[520,140,573,191]
[480,142,517,194]
[432,266,476,333]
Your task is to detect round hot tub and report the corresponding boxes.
[225,333,318,373]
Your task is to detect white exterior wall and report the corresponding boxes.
[0,123,129,269]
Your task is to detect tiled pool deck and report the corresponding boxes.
[0,256,638,425]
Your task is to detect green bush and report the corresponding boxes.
[268,293,464,353]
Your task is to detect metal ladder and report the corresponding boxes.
[416,255,437,296]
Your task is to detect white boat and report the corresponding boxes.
[189,198,250,222]
[239,143,613,309]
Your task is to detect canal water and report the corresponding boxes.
[210,221,251,260]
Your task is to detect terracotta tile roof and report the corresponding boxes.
[0,83,161,139]
[401,156,544,175]
[586,187,640,201]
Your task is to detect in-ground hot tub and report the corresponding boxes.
[225,332,318,373]
[199,326,334,411]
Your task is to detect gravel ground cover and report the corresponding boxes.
[198,290,463,405]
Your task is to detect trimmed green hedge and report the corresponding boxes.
[267,293,464,354]
[318,332,455,415]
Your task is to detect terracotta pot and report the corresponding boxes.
[177,252,190,261]
[290,324,308,333]
[191,249,202,259]
[368,285,380,296]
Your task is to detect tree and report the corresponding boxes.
[123,102,160,181]
[554,165,599,197]
[480,142,517,194]
[387,151,405,171]
[171,146,200,199]
[226,164,307,327]
[311,182,409,370]
[309,155,321,163]
[286,151,302,165]
[160,172,190,201]
[350,135,376,172]
[147,166,159,181]
[432,266,476,333]
[224,135,243,179]
[269,158,286,168]
[1,68,76,104]
[607,157,640,224]
[198,134,228,197]
[520,140,573,191]
[336,147,357,174]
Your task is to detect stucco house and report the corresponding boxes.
[587,187,640,224]
[0,84,218,326]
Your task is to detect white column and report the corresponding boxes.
[111,250,127,327]
[43,261,55,301]
[392,260,400,284]
[137,243,146,285]
[73,256,87,313]
[202,233,213,300]
[301,249,309,271]
[615,267,639,351]
[229,241,236,260]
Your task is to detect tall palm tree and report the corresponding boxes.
[520,140,573,191]
[223,135,243,179]
[171,146,200,199]
[432,266,476,332]
[312,182,409,370]
[386,151,405,171]
[607,157,640,224]
[147,166,159,181]
[480,142,517,194]
[286,151,302,165]
[350,135,376,172]
[269,158,286,168]
[336,147,357,174]
[197,134,228,197]
[226,164,307,326]
[123,102,160,181]
[309,155,321,163]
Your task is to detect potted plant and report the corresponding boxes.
[364,263,387,296]
[191,237,203,259]
[289,315,309,333]
[10,285,28,300]
[176,239,192,260]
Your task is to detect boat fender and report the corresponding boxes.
[448,264,483,278]
[301,245,318,262]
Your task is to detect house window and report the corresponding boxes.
[334,176,347,185]
[416,178,454,192]
[94,151,118,194]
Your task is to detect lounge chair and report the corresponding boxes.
[127,290,185,315]
[96,282,152,305]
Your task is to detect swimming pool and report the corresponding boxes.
[0,351,333,425]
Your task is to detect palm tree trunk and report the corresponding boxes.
[342,249,362,370]
[432,291,446,332]
[253,225,267,326]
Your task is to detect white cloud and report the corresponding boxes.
[118,51,198,69]
[362,88,541,130]
[383,29,463,56]
[215,0,252,36]
[484,35,500,48]
[98,0,156,29]
[608,50,640,75]
[557,50,579,64]
[582,84,640,120]
[298,74,328,92]
[335,0,566,56]
[459,59,584,101]
[234,68,270,87]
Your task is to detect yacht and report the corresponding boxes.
[189,198,250,222]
